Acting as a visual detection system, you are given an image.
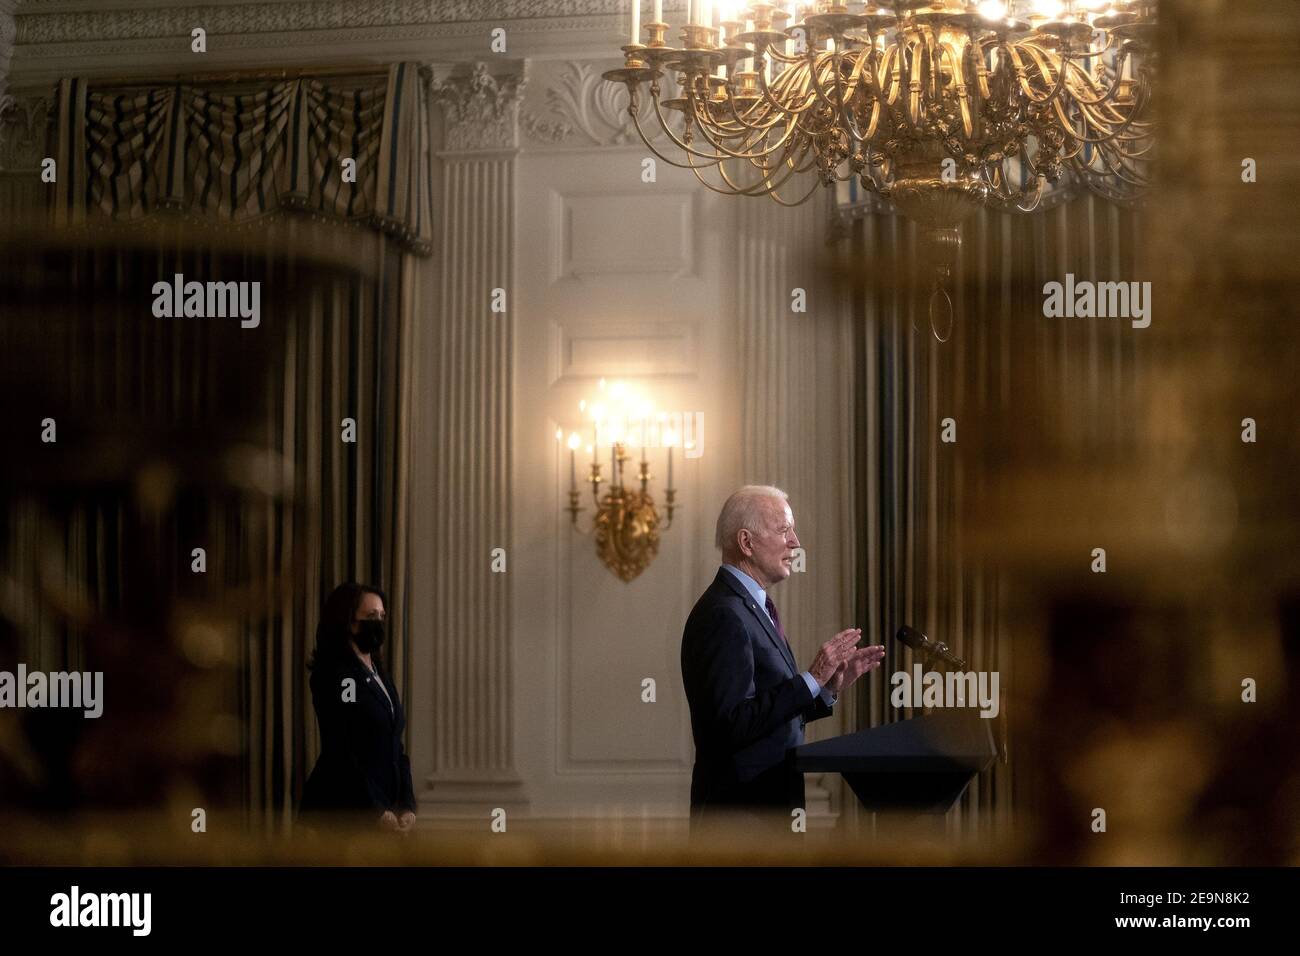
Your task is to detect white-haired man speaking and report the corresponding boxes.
[680,485,884,820]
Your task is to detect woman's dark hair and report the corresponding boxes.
[308,582,388,673]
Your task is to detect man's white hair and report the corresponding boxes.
[715,485,789,555]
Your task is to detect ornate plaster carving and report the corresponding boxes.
[431,61,525,154]
[0,89,49,170]
[520,60,682,149]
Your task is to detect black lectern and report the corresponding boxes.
[794,711,996,814]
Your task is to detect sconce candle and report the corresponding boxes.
[567,433,580,488]
[629,0,639,45]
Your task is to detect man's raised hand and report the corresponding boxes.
[827,644,886,693]
[808,628,863,686]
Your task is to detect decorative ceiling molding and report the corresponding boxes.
[15,0,320,7]
[1,0,18,127]
[22,1,456,43]
[5,1,690,88]
[15,0,689,43]
[0,3,15,61]
[17,17,617,56]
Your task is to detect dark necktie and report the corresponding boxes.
[765,595,789,646]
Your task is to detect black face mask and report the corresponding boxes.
[353,618,385,653]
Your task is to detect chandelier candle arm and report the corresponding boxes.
[631,89,733,166]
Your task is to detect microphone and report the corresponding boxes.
[895,624,968,670]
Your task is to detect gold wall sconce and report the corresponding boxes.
[557,380,689,583]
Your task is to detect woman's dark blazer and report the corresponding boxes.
[300,653,416,818]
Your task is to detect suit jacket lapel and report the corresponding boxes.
[715,568,798,676]
[353,658,395,725]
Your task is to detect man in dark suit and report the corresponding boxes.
[681,485,884,823]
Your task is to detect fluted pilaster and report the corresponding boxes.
[422,62,525,809]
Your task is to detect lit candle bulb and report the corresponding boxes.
[567,432,581,488]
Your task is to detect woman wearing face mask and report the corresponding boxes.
[299,582,417,833]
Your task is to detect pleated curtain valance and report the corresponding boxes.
[51,62,433,256]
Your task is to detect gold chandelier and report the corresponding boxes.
[605,0,1156,338]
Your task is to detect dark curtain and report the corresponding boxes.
[0,222,416,829]
[0,63,431,829]
[848,193,1143,833]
